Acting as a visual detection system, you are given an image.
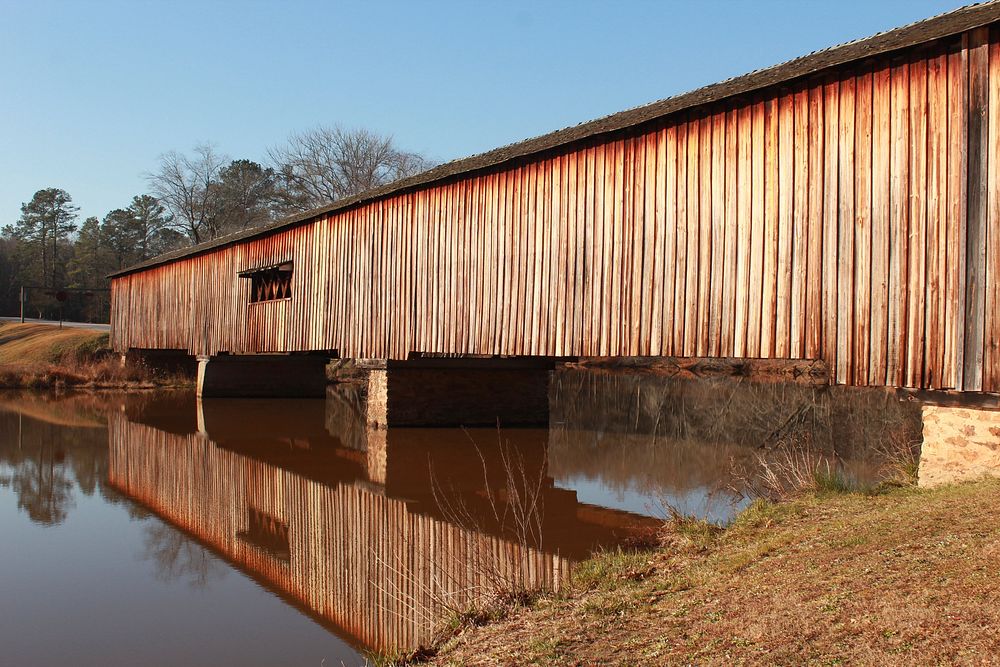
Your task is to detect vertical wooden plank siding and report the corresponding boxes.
[109,28,1000,392]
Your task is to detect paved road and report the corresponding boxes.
[0,316,110,331]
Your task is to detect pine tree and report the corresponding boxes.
[11,188,79,287]
[67,217,110,287]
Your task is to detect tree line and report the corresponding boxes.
[0,126,432,322]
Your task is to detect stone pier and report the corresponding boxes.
[196,354,330,398]
[918,403,1000,487]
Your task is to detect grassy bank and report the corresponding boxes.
[413,478,1000,666]
[0,322,190,389]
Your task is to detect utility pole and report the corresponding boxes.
[19,286,24,323]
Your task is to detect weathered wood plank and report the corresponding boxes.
[663,125,678,356]
[870,65,892,386]
[674,122,688,355]
[685,119,700,356]
[721,108,739,356]
[604,140,619,354]
[986,35,1000,391]
[777,92,795,358]
[965,27,989,391]
[582,146,595,354]
[854,68,873,386]
[888,60,910,388]
[761,97,779,358]
[906,57,928,388]
[641,131,658,355]
[710,110,727,357]
[650,128,666,356]
[927,51,949,388]
[631,136,647,355]
[806,84,824,360]
[735,105,752,357]
[947,37,969,390]
[838,74,856,385]
[748,101,765,358]
[791,87,808,359]
[660,125,678,354]
[822,78,840,376]
[611,143,625,354]
[698,115,714,356]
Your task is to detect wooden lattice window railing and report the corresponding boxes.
[241,262,293,303]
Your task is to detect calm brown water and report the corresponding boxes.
[0,376,919,665]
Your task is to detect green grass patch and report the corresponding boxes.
[571,547,656,591]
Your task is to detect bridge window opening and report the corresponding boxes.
[237,507,291,562]
[242,262,293,303]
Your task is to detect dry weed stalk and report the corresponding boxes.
[369,426,555,653]
[730,439,848,502]
[428,427,549,596]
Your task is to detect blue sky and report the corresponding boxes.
[0,0,966,224]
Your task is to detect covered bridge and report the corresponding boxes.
[111,3,1000,401]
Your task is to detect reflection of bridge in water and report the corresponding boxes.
[107,395,659,653]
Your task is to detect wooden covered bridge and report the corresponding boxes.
[111,4,1000,411]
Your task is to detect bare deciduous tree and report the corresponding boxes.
[148,144,228,244]
[268,125,433,213]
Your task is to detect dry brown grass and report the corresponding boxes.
[424,478,1000,666]
[0,359,160,389]
[0,322,190,389]
[0,322,107,365]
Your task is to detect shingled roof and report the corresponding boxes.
[111,1,1000,278]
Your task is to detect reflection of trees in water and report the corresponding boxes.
[0,451,75,525]
[0,409,105,525]
[0,399,153,525]
[548,371,923,499]
[552,370,922,456]
[0,402,225,588]
[141,522,226,589]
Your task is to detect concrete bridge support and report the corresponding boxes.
[196,354,329,398]
[360,357,559,428]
